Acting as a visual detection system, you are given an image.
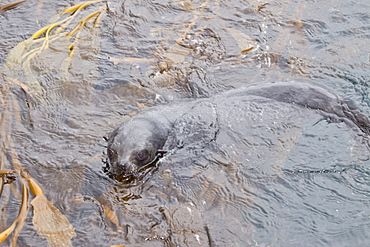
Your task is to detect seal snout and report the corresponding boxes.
[116,160,137,175]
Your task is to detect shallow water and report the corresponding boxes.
[1,0,370,246]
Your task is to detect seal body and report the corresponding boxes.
[107,81,370,180]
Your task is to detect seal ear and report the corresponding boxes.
[156,150,167,158]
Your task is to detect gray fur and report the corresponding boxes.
[107,82,370,179]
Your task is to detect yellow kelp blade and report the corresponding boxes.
[0,0,28,12]
[31,196,77,247]
[5,37,33,65]
[0,170,16,175]
[10,183,29,246]
[4,0,106,97]
[0,182,29,244]
[64,0,104,14]
[22,171,76,247]
[24,172,44,196]
[0,223,16,242]
[32,0,104,39]
[67,10,100,38]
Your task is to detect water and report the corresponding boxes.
[1,0,370,246]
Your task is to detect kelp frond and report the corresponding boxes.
[5,0,107,93]
[0,76,76,246]
[0,0,28,12]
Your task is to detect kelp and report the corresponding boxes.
[0,170,77,246]
[4,0,106,97]
[0,75,76,246]
[0,74,31,245]
[0,2,109,245]
[0,0,28,12]
[0,180,28,244]
[113,0,258,88]
[27,172,77,247]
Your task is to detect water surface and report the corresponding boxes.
[1,0,370,246]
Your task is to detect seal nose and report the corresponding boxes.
[117,161,135,175]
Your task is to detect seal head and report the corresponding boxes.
[107,117,168,181]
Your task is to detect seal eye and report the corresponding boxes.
[107,148,116,160]
[137,150,149,161]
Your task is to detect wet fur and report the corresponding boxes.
[107,81,370,179]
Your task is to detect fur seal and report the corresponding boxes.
[106,81,370,181]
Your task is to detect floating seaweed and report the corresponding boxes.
[0,0,28,13]
[4,0,107,99]
[0,73,76,246]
